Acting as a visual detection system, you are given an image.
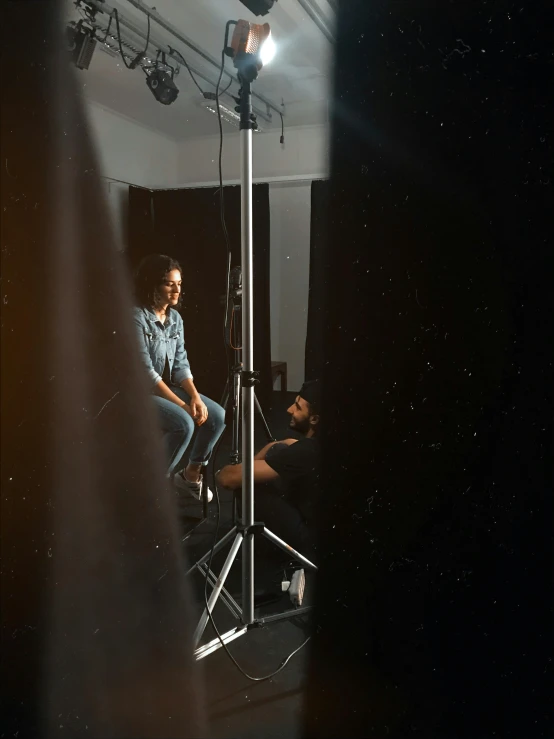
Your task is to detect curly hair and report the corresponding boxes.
[134,254,183,311]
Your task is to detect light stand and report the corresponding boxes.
[188,23,317,661]
[220,281,274,467]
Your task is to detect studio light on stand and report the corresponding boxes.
[188,20,317,664]
[227,19,276,82]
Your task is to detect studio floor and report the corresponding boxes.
[178,391,311,739]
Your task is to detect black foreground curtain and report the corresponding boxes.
[1,3,205,738]
[128,185,272,410]
[303,2,553,738]
[305,180,330,381]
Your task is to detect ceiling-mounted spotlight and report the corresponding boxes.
[239,0,277,15]
[67,21,97,70]
[146,54,179,105]
[225,20,276,82]
[146,68,179,104]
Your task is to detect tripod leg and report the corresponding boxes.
[254,391,275,442]
[185,526,237,576]
[193,532,243,648]
[242,527,255,625]
[262,527,318,571]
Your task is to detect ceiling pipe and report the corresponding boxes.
[121,0,283,117]
[295,0,334,43]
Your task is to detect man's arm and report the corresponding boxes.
[254,438,298,460]
[217,460,280,490]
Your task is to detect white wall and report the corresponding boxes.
[175,124,328,185]
[84,102,179,246]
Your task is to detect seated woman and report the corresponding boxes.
[133,254,225,502]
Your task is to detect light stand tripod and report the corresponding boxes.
[188,37,317,661]
[220,283,275,466]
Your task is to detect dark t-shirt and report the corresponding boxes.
[264,438,320,522]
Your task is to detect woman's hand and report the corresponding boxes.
[189,395,208,426]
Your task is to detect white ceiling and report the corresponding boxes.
[70,0,334,140]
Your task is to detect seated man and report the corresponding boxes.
[216,380,321,558]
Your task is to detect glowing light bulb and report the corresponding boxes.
[260,32,276,66]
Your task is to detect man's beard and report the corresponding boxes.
[290,416,311,435]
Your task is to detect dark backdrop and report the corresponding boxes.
[303,1,553,737]
[128,185,272,409]
[305,180,330,381]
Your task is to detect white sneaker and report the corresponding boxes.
[174,471,213,503]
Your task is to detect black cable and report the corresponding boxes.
[216,47,234,472]
[113,9,133,69]
[99,15,113,44]
[279,111,285,145]
[205,445,310,682]
[143,14,152,56]
[169,47,205,95]
[215,47,233,337]
[221,75,234,96]
[199,31,311,684]
[128,13,151,69]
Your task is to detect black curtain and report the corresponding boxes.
[305,180,330,381]
[1,2,205,737]
[303,1,553,738]
[128,185,272,410]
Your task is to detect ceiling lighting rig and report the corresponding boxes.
[69,0,284,129]
[146,52,179,105]
[67,19,98,70]
[70,1,182,104]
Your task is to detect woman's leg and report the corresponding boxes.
[151,395,196,476]
[187,394,226,467]
[169,389,226,481]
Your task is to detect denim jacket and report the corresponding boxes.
[133,306,193,387]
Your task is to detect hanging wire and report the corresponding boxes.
[168,47,205,95]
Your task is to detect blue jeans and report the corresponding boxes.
[152,387,226,475]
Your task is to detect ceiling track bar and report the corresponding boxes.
[295,0,334,43]
[121,0,282,117]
